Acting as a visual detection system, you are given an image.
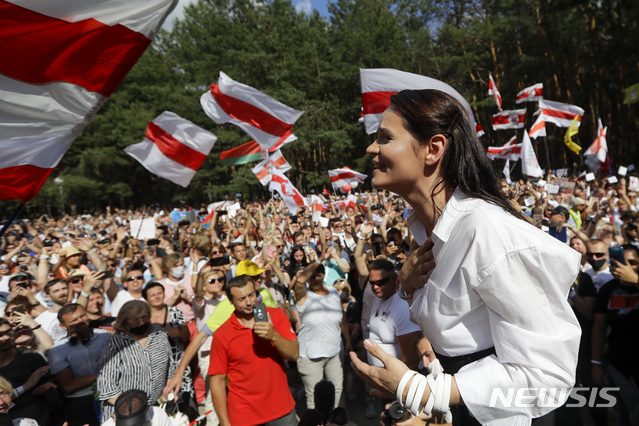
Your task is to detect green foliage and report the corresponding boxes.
[13,0,639,214]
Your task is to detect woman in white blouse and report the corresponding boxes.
[350,89,581,425]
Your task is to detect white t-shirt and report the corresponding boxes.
[367,293,421,367]
[0,276,9,293]
[110,290,143,317]
[585,267,614,292]
[34,310,68,343]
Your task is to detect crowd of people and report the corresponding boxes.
[0,165,637,426]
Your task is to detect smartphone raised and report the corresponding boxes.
[253,303,268,322]
[372,241,382,257]
[609,246,625,265]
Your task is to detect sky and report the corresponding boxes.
[162,0,331,31]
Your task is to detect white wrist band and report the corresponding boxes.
[81,290,90,298]
[396,370,417,404]
[409,375,428,415]
[404,372,422,410]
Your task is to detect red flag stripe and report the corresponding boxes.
[270,130,294,151]
[219,140,261,160]
[210,84,292,136]
[0,1,151,97]
[492,114,525,125]
[0,165,54,202]
[541,108,582,121]
[516,88,543,101]
[146,122,207,170]
[329,172,364,183]
[362,91,397,115]
[487,147,521,155]
[271,156,288,168]
[255,167,269,180]
[530,119,545,133]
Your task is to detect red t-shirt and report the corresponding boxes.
[209,307,296,426]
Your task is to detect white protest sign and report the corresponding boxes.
[312,210,321,224]
[586,172,595,182]
[579,171,587,178]
[618,166,628,176]
[537,180,546,187]
[629,164,636,171]
[130,218,156,240]
[608,176,619,184]
[548,185,560,194]
[524,196,535,207]
[319,217,330,228]
[548,200,559,208]
[541,225,550,232]
[556,169,567,177]
[226,202,242,218]
[629,177,639,191]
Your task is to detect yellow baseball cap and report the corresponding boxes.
[235,260,265,277]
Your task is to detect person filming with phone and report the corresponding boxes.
[208,275,298,426]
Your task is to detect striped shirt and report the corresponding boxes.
[97,325,176,419]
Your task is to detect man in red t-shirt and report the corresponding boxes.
[209,275,298,426]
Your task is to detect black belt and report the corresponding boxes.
[434,347,496,374]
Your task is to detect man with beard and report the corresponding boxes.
[0,318,55,425]
[34,278,71,343]
[585,239,614,292]
[48,304,111,426]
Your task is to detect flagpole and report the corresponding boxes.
[543,137,551,173]
[0,203,26,239]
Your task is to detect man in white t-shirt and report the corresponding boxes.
[35,279,71,343]
[109,268,146,317]
[364,258,421,418]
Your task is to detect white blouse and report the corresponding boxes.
[406,189,581,425]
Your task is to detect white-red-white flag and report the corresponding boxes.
[515,83,543,103]
[503,160,512,184]
[125,112,216,187]
[360,68,481,136]
[488,73,502,110]
[251,150,291,186]
[492,109,526,130]
[487,136,522,161]
[529,113,547,139]
[476,125,485,137]
[269,170,305,212]
[583,118,608,162]
[328,167,367,192]
[521,131,544,177]
[538,99,584,128]
[0,0,177,201]
[200,72,303,151]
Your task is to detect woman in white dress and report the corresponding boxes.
[350,89,581,425]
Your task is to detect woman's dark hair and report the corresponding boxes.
[141,281,165,300]
[286,245,308,277]
[390,89,522,219]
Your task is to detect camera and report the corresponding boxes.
[383,401,409,426]
[253,303,267,322]
[209,256,230,267]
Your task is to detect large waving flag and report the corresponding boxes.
[360,68,480,135]
[252,150,291,186]
[584,118,608,162]
[219,134,296,167]
[201,72,303,151]
[0,0,178,201]
[487,136,522,161]
[529,113,546,139]
[125,112,216,187]
[488,73,502,110]
[538,99,584,128]
[515,83,543,103]
[492,109,526,130]
[269,170,305,212]
[521,131,544,177]
[329,167,367,192]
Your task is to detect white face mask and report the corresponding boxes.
[170,266,186,279]
[250,241,257,247]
